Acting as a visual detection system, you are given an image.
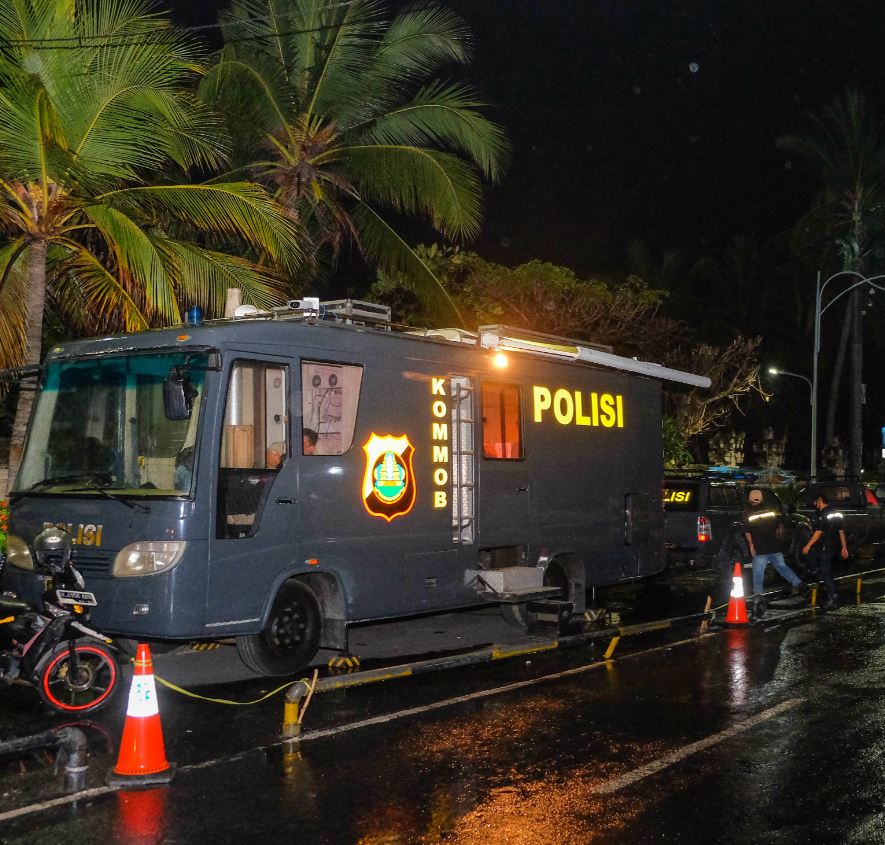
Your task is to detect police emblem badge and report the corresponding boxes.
[361,434,417,521]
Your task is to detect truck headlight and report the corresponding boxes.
[6,535,34,570]
[113,541,186,577]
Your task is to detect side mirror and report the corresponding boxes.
[163,367,196,421]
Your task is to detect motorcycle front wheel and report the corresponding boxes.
[35,642,121,714]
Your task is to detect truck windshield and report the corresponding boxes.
[15,351,209,497]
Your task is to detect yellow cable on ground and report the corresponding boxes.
[297,669,320,724]
[152,673,310,706]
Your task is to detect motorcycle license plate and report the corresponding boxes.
[55,589,98,607]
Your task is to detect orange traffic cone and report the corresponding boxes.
[108,644,175,788]
[725,563,749,625]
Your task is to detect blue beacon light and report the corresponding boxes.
[186,305,204,326]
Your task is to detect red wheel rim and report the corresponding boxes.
[41,645,117,711]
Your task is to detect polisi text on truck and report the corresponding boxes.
[532,386,625,428]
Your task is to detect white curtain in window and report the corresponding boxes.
[338,366,363,450]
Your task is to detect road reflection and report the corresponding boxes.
[114,788,169,845]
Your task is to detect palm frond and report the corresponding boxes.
[0,235,29,298]
[350,81,509,181]
[218,0,318,96]
[342,145,482,239]
[351,201,461,324]
[99,182,307,270]
[303,1,386,122]
[0,74,66,183]
[159,240,291,315]
[135,90,229,172]
[200,50,296,152]
[0,238,29,370]
[54,240,151,333]
[83,203,177,323]
[348,2,471,118]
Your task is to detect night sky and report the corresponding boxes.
[439,0,885,273]
[169,0,885,465]
[170,0,885,271]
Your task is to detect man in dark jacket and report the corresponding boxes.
[743,488,806,618]
[802,493,848,609]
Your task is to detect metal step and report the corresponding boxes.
[493,585,563,602]
[472,566,544,596]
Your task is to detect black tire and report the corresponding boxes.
[35,641,121,714]
[500,601,528,627]
[237,580,322,677]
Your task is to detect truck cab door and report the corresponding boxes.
[206,357,297,628]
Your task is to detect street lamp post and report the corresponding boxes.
[767,367,813,475]
[813,270,885,480]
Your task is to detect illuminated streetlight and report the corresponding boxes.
[767,367,813,474]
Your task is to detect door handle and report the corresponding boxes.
[275,497,295,505]
[517,485,528,493]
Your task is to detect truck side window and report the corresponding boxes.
[301,361,363,455]
[217,361,288,539]
[481,382,523,460]
[709,486,728,507]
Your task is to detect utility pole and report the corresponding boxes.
[849,288,863,478]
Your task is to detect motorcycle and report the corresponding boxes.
[0,527,122,714]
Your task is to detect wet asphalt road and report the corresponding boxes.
[3,564,885,844]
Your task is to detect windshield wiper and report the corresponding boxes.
[22,475,150,513]
[65,485,151,514]
[26,473,114,492]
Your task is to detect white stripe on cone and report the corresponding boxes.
[731,572,745,599]
[126,674,160,718]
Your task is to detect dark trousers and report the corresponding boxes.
[807,548,838,602]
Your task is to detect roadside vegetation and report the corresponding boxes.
[372,244,762,464]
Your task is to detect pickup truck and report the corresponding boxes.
[663,472,812,569]
[795,480,885,557]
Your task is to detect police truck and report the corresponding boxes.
[3,300,709,676]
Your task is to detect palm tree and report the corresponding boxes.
[201,0,509,322]
[0,0,306,485]
[778,90,885,477]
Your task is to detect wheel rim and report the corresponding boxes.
[266,599,309,654]
[42,645,117,711]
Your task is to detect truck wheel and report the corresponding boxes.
[500,601,530,627]
[237,580,321,677]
